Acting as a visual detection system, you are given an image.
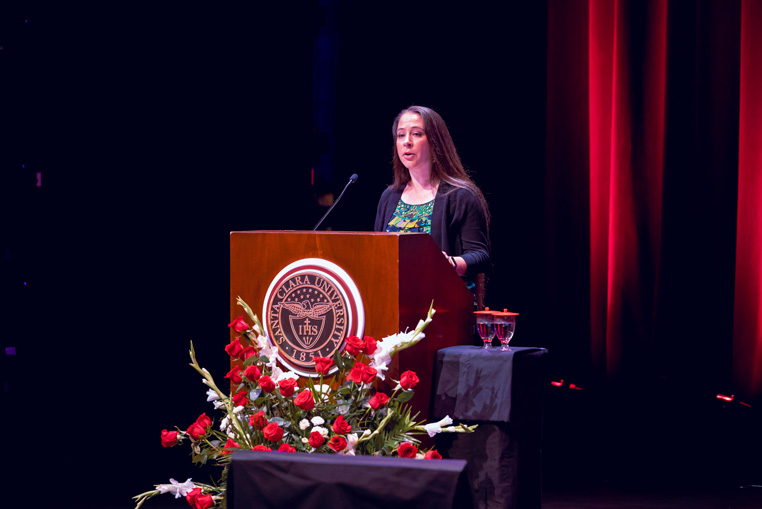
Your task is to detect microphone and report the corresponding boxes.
[312,173,359,231]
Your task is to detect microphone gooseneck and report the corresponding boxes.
[312,174,359,231]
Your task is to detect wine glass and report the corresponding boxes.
[474,308,496,349]
[494,309,518,351]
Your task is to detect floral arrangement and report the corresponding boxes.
[133,298,475,509]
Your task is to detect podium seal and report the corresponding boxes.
[263,258,365,376]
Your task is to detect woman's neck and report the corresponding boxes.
[403,170,438,204]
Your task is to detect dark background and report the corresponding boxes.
[1,2,758,508]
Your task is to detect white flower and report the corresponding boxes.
[213,400,225,410]
[275,370,300,383]
[156,478,195,498]
[233,405,245,414]
[310,416,325,426]
[311,426,328,437]
[301,437,309,444]
[339,433,359,456]
[424,415,453,437]
[206,389,220,402]
[220,416,230,432]
[299,419,310,430]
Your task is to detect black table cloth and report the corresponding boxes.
[432,345,548,509]
[228,450,472,509]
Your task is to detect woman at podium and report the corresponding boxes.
[374,105,491,294]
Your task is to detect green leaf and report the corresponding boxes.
[333,349,344,371]
[395,390,414,403]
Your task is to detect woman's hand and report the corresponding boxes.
[442,251,466,276]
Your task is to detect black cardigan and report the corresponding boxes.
[373,182,491,275]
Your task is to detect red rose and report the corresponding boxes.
[278,443,297,453]
[424,449,443,460]
[161,429,178,447]
[344,335,365,356]
[196,413,212,429]
[263,422,284,442]
[252,444,272,452]
[243,365,261,382]
[278,378,298,397]
[363,336,377,355]
[194,493,215,509]
[187,422,207,441]
[313,356,333,375]
[241,346,258,360]
[258,375,275,393]
[186,487,202,506]
[369,392,390,410]
[249,410,267,430]
[328,435,348,452]
[225,366,243,385]
[400,370,420,390]
[294,390,314,410]
[332,415,352,435]
[228,315,249,333]
[347,361,376,384]
[225,337,244,358]
[222,438,240,454]
[232,392,248,407]
[309,431,326,448]
[398,442,418,458]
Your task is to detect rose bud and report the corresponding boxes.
[241,346,258,360]
[294,390,315,410]
[278,378,298,397]
[278,443,297,453]
[232,391,248,407]
[332,415,352,435]
[196,413,212,429]
[344,336,365,356]
[243,364,261,382]
[228,315,249,333]
[161,429,178,448]
[263,422,284,442]
[308,430,325,448]
[225,366,243,385]
[327,436,348,452]
[252,444,272,452]
[400,370,420,390]
[368,392,390,410]
[225,337,244,358]
[187,422,207,441]
[313,356,333,375]
[195,493,215,509]
[363,336,377,355]
[222,438,240,454]
[397,442,418,458]
[258,375,276,393]
[424,449,443,460]
[249,410,267,430]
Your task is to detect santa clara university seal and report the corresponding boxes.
[262,258,365,377]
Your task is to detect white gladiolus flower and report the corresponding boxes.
[339,433,359,456]
[213,400,225,410]
[299,419,310,430]
[275,370,300,383]
[424,415,454,437]
[206,389,220,402]
[233,405,245,414]
[156,478,195,498]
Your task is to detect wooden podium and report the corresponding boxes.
[230,231,474,421]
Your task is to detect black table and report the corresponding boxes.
[432,345,548,509]
[228,450,472,509]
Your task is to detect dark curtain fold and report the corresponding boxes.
[546,0,760,402]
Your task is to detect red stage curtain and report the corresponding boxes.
[734,0,762,401]
[547,0,761,400]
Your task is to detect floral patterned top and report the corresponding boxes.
[385,199,435,234]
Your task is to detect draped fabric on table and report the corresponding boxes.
[546,0,762,402]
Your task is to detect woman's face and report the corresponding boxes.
[396,112,432,174]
